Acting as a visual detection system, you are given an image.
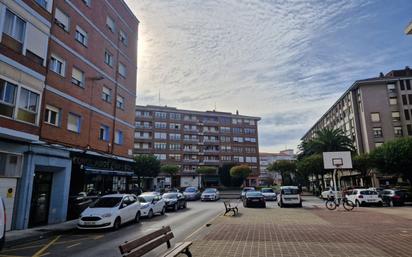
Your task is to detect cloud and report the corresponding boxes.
[126,0,412,152]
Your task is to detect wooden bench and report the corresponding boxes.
[223,201,238,216]
[118,226,192,257]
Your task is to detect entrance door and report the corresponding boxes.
[29,172,53,227]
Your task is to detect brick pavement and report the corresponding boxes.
[187,203,412,257]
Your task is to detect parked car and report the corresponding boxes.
[381,189,407,206]
[321,187,337,200]
[0,197,5,251]
[277,186,302,208]
[346,189,383,207]
[162,192,187,211]
[138,193,166,218]
[240,187,255,199]
[243,191,266,208]
[183,187,201,200]
[201,188,220,201]
[260,188,276,201]
[77,194,141,230]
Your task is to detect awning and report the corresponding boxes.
[84,167,134,177]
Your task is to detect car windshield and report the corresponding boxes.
[243,187,255,192]
[138,195,154,203]
[185,187,197,192]
[163,193,178,199]
[261,188,274,193]
[204,189,216,193]
[246,192,262,197]
[282,188,299,195]
[91,197,122,208]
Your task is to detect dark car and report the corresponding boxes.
[381,189,407,206]
[183,187,201,200]
[162,192,187,211]
[243,191,266,208]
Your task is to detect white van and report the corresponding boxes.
[277,186,302,208]
[0,197,5,250]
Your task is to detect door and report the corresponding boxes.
[29,172,53,228]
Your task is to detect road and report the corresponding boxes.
[1,201,223,257]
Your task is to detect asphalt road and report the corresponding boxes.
[1,201,224,257]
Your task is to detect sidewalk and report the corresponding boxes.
[187,201,412,257]
[5,219,78,247]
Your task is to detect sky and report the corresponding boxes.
[125,0,412,153]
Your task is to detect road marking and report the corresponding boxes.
[32,235,61,257]
[0,255,25,257]
[184,211,222,240]
[1,244,46,252]
[66,243,81,249]
[39,253,50,256]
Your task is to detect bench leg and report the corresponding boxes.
[182,247,192,257]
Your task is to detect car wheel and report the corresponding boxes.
[161,206,166,215]
[174,204,178,212]
[356,200,361,207]
[148,209,154,219]
[183,202,187,209]
[113,217,121,230]
[389,200,394,207]
[134,211,141,223]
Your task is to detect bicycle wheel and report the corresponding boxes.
[325,200,337,210]
[343,200,355,211]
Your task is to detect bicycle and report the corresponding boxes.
[325,195,355,211]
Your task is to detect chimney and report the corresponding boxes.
[379,72,384,78]
[405,66,410,70]
[236,110,239,115]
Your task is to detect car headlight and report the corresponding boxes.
[102,213,112,218]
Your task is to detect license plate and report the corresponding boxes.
[367,199,375,202]
[84,221,96,225]
[252,199,259,202]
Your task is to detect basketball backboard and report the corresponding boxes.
[323,151,352,169]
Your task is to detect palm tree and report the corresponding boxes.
[300,128,355,156]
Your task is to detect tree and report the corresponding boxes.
[196,166,217,188]
[296,154,325,189]
[218,163,236,187]
[268,160,296,185]
[352,154,373,187]
[160,165,180,188]
[370,137,412,186]
[133,155,161,186]
[229,165,252,186]
[299,128,355,158]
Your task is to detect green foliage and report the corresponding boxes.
[133,155,161,178]
[196,166,217,175]
[370,137,412,185]
[229,165,252,179]
[352,154,373,183]
[296,154,325,187]
[268,160,296,185]
[218,163,236,187]
[160,164,180,176]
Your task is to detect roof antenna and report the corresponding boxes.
[158,89,161,105]
[214,102,216,111]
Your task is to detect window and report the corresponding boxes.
[0,80,17,118]
[221,156,232,161]
[407,124,412,136]
[394,127,403,136]
[400,80,405,90]
[54,8,69,31]
[391,111,400,121]
[170,123,181,130]
[245,137,257,143]
[169,143,180,150]
[4,9,26,42]
[389,97,397,105]
[405,109,411,120]
[244,128,256,134]
[407,80,412,90]
[154,132,167,139]
[50,55,65,76]
[221,136,231,142]
[114,130,123,144]
[220,127,230,133]
[387,84,396,93]
[116,95,124,109]
[118,63,127,77]
[154,122,167,129]
[71,67,85,87]
[82,0,91,6]
[119,30,128,46]
[233,128,242,134]
[402,95,408,105]
[169,133,181,140]
[170,113,181,120]
[99,125,110,141]
[233,137,244,143]
[169,154,181,161]
[106,16,115,32]
[154,154,166,160]
[35,0,48,9]
[67,113,81,133]
[102,86,111,102]
[233,156,244,162]
[245,157,257,163]
[370,112,380,122]
[75,26,88,46]
[155,112,167,119]
[375,142,383,148]
[17,88,39,123]
[104,50,113,67]
[409,95,412,105]
[44,105,60,126]
[372,127,383,138]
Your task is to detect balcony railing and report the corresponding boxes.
[183,159,199,163]
[203,140,220,143]
[184,138,199,142]
[183,148,199,152]
[203,159,219,163]
[136,125,152,129]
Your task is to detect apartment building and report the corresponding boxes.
[302,67,412,187]
[259,150,295,185]
[0,0,138,230]
[134,105,261,189]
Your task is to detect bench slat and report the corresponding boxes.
[124,232,174,257]
[119,226,172,254]
[162,241,192,257]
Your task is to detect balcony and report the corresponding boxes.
[203,120,219,125]
[203,130,218,134]
[184,138,199,143]
[183,148,199,153]
[136,115,152,119]
[136,125,152,129]
[203,159,220,164]
[204,149,219,153]
[183,159,199,163]
[203,140,220,144]
[134,136,152,140]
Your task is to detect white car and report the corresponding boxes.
[277,186,302,207]
[78,194,141,230]
[261,188,277,201]
[241,187,255,199]
[0,197,5,250]
[138,193,166,218]
[321,188,337,200]
[201,188,220,201]
[346,189,383,207]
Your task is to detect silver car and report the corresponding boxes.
[183,187,201,200]
[201,188,220,201]
[261,188,277,201]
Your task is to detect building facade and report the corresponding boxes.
[259,150,295,185]
[134,105,261,189]
[302,67,412,187]
[0,0,138,230]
